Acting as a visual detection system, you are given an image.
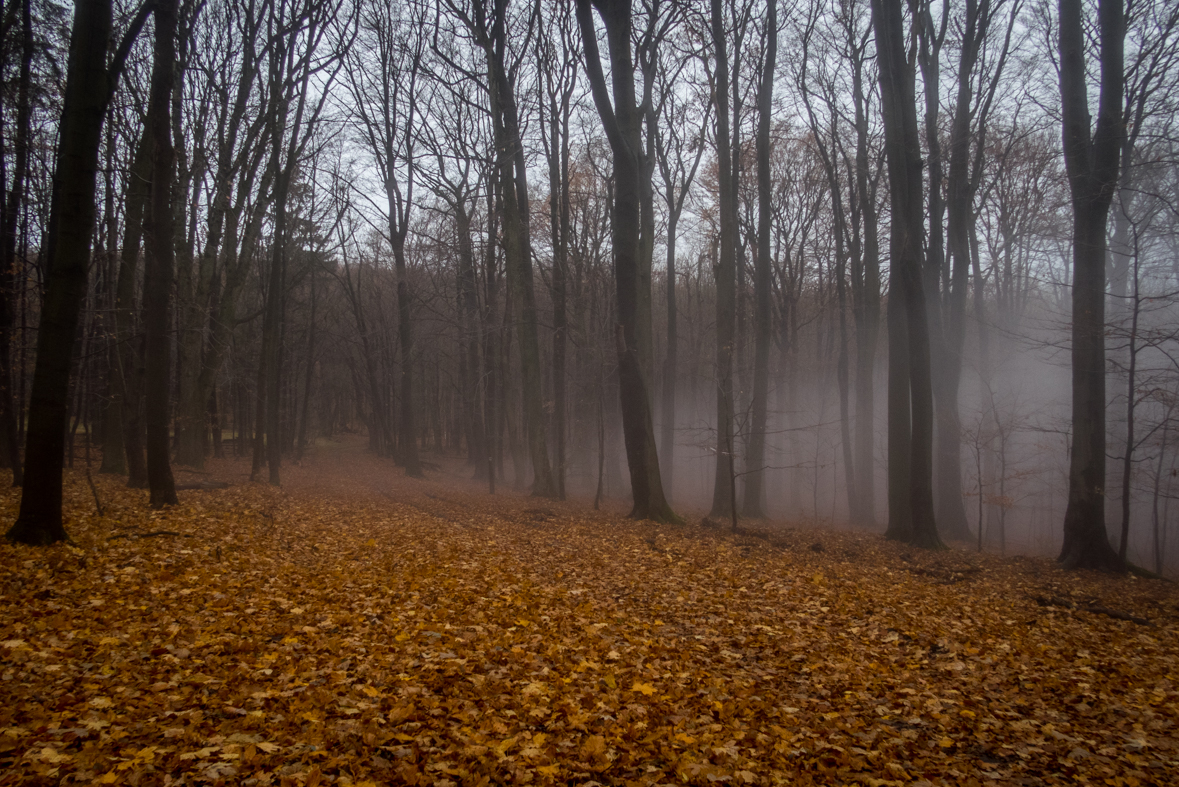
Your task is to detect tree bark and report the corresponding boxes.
[871,0,941,548]
[143,0,179,508]
[0,0,32,485]
[483,0,554,496]
[708,0,737,520]
[577,0,677,522]
[7,0,149,543]
[1058,0,1124,571]
[743,0,776,519]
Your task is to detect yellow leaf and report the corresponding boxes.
[603,673,616,689]
[581,735,607,759]
[959,709,976,718]
[631,681,657,696]
[364,539,377,547]
[938,737,954,748]
[34,747,72,764]
[537,764,560,777]
[362,685,381,697]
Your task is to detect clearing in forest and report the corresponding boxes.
[1,437,1177,786]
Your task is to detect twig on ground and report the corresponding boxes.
[85,465,105,518]
[107,530,189,541]
[1032,595,1152,626]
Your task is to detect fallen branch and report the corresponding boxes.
[1032,595,1152,626]
[905,565,982,584]
[107,530,189,541]
[85,466,105,517]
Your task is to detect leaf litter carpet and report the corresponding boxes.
[1,441,1177,786]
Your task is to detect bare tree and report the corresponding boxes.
[871,0,941,548]
[347,0,426,476]
[0,0,32,485]
[651,35,709,503]
[743,0,777,518]
[1057,0,1124,570]
[577,0,678,521]
[7,0,150,544]
[143,0,181,507]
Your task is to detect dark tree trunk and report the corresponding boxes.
[541,44,573,500]
[708,0,736,520]
[743,0,776,519]
[660,210,678,500]
[262,173,287,485]
[455,201,486,475]
[851,45,881,529]
[101,119,149,481]
[0,0,32,485]
[577,0,677,522]
[295,266,316,460]
[871,0,941,549]
[480,0,554,497]
[1058,0,1124,571]
[392,235,421,476]
[916,6,970,542]
[143,0,179,508]
[7,0,148,544]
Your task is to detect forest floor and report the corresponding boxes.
[1,435,1177,786]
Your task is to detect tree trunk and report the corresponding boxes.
[8,0,148,543]
[295,266,316,460]
[1058,0,1124,571]
[871,0,941,549]
[101,128,151,479]
[486,1,555,497]
[851,45,881,529]
[391,235,422,476]
[0,0,32,485]
[660,210,678,500]
[143,0,179,508]
[708,0,736,520]
[456,201,486,474]
[262,174,287,485]
[577,0,677,522]
[743,0,776,519]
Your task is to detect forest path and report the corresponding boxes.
[1,447,1178,785]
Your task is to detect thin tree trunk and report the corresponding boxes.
[709,0,736,520]
[743,0,776,519]
[660,211,678,500]
[391,235,422,476]
[1119,251,1140,563]
[851,45,881,529]
[295,266,316,460]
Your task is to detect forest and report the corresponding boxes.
[0,0,1178,570]
[0,0,1178,782]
